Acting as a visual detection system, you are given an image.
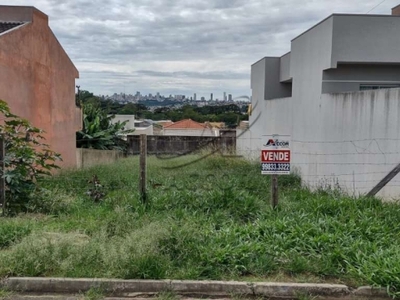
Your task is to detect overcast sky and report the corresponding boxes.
[1,0,398,98]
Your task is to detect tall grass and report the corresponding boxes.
[0,154,400,297]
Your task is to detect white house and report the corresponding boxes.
[239,7,400,200]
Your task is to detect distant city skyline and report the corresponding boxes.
[103,90,250,102]
[3,0,398,96]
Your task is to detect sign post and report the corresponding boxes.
[261,134,291,209]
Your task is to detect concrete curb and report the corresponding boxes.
[0,277,391,299]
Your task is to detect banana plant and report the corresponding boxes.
[76,104,134,151]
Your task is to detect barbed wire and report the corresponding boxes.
[237,137,400,142]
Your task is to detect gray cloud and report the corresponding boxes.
[1,0,398,97]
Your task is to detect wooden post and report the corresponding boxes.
[271,174,278,209]
[139,134,147,203]
[0,137,5,216]
[367,163,400,197]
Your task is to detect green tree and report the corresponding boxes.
[218,112,240,128]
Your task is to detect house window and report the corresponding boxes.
[360,84,400,91]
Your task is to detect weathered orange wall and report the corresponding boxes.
[0,6,81,168]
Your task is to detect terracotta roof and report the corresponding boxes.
[164,119,207,129]
[0,21,24,34]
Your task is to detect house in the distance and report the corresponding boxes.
[110,115,136,131]
[0,6,81,168]
[133,120,153,135]
[109,114,154,136]
[163,119,219,136]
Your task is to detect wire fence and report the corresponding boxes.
[236,136,400,197]
[0,133,394,203]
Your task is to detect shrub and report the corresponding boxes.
[0,100,61,215]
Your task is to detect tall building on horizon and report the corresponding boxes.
[210,93,213,101]
[228,94,233,101]
[194,93,197,101]
[223,92,227,101]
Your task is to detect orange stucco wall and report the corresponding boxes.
[0,7,81,168]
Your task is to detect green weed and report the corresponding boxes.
[0,155,398,297]
[0,288,13,299]
[81,287,104,300]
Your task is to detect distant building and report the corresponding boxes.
[109,115,135,131]
[133,120,153,135]
[175,94,185,101]
[163,119,218,136]
[228,94,233,101]
[110,115,154,136]
[156,120,174,128]
[206,122,225,129]
[194,93,197,101]
[223,92,227,101]
[210,93,213,101]
[201,96,205,101]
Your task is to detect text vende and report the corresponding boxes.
[261,150,291,162]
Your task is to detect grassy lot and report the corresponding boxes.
[0,154,400,296]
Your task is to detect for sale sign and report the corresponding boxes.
[261,134,291,175]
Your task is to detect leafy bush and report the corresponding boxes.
[76,104,134,151]
[0,100,61,215]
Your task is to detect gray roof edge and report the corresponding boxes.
[291,13,399,42]
[251,56,281,66]
[0,21,28,37]
[252,13,397,67]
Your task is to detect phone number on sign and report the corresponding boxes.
[261,163,290,172]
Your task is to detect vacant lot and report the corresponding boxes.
[0,154,400,297]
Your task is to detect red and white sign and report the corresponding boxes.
[261,134,291,175]
[261,150,290,163]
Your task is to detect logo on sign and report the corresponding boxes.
[263,139,290,147]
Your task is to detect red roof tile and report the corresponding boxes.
[164,119,207,129]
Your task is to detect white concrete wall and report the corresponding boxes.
[76,148,125,169]
[130,125,153,136]
[308,88,400,199]
[280,52,291,82]
[242,87,400,200]
[236,129,259,160]
[110,115,135,130]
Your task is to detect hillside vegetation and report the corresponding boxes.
[0,155,400,297]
